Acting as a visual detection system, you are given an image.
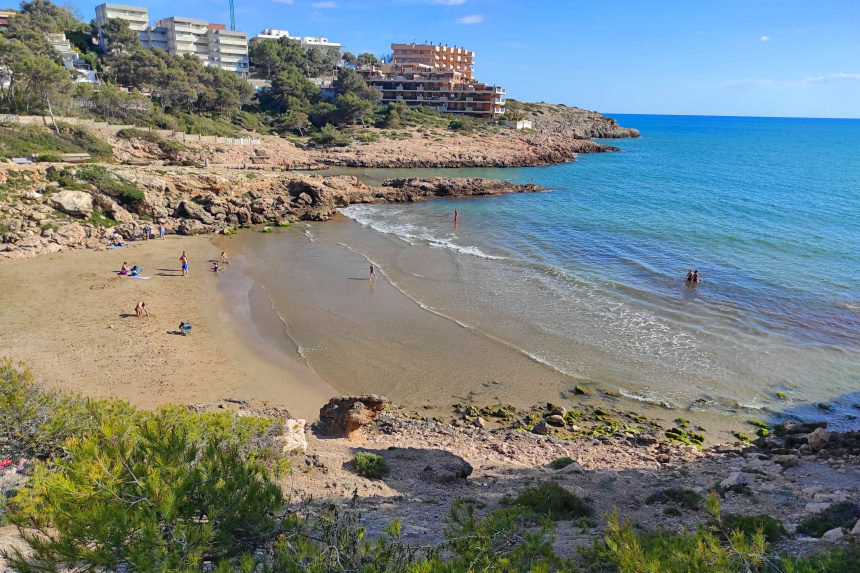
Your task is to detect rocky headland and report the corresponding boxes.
[0,165,544,261]
[505,100,642,139]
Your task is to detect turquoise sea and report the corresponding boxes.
[333,115,860,426]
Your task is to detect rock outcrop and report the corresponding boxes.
[319,395,389,439]
[48,190,93,218]
[0,166,548,261]
[506,100,641,139]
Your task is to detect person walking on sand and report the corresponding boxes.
[159,223,166,240]
[135,301,149,317]
[369,262,377,279]
[180,251,189,277]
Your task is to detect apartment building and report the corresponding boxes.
[392,42,475,81]
[148,17,249,76]
[361,62,505,120]
[95,3,148,50]
[249,29,300,44]
[93,4,249,77]
[0,10,12,31]
[249,29,342,56]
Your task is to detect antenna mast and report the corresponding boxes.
[229,0,235,31]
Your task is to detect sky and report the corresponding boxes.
[74,0,860,118]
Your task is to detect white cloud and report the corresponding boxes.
[456,14,484,24]
[312,1,336,7]
[760,36,770,42]
[806,72,860,82]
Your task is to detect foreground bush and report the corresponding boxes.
[5,409,284,571]
[351,452,387,479]
[501,481,593,521]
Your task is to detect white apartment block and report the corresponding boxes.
[249,29,342,56]
[95,3,148,51]
[249,29,300,44]
[94,4,249,77]
[150,17,249,77]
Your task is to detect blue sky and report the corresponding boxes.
[76,0,860,118]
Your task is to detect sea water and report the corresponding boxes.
[330,115,860,425]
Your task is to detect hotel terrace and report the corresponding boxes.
[359,42,506,120]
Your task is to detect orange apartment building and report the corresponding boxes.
[391,42,475,81]
[361,42,506,120]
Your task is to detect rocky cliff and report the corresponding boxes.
[0,166,545,260]
[505,100,640,139]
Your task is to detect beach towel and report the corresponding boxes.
[109,245,126,249]
[130,276,151,280]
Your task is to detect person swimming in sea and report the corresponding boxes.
[693,270,701,282]
[686,269,694,282]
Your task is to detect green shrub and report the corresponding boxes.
[501,481,592,521]
[74,165,145,205]
[311,124,352,147]
[0,125,111,162]
[796,501,860,538]
[550,456,575,470]
[718,513,787,544]
[35,152,63,163]
[5,409,284,572]
[645,487,702,510]
[663,506,682,517]
[352,451,387,479]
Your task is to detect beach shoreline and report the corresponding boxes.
[0,234,334,419]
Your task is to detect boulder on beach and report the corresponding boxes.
[319,395,389,439]
[48,190,93,218]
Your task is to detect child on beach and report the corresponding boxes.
[180,251,188,277]
[370,263,377,279]
[120,262,130,275]
[135,301,149,317]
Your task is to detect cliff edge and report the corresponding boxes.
[506,100,640,139]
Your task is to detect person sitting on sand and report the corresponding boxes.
[693,270,702,283]
[686,269,694,282]
[130,265,140,277]
[135,301,149,317]
[111,232,125,247]
[120,262,130,275]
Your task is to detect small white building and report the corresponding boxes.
[249,29,300,44]
[505,119,533,130]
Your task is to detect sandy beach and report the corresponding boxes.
[0,235,334,418]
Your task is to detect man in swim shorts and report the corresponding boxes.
[370,263,376,279]
[180,251,188,277]
[159,224,166,240]
[686,269,693,282]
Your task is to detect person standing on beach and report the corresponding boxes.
[454,209,458,223]
[370,262,377,279]
[159,224,165,240]
[142,223,151,241]
[180,251,188,277]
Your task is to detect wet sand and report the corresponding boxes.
[0,235,333,418]
[225,218,750,441]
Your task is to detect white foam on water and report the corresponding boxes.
[339,205,506,260]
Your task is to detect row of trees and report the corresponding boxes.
[0,0,395,138]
